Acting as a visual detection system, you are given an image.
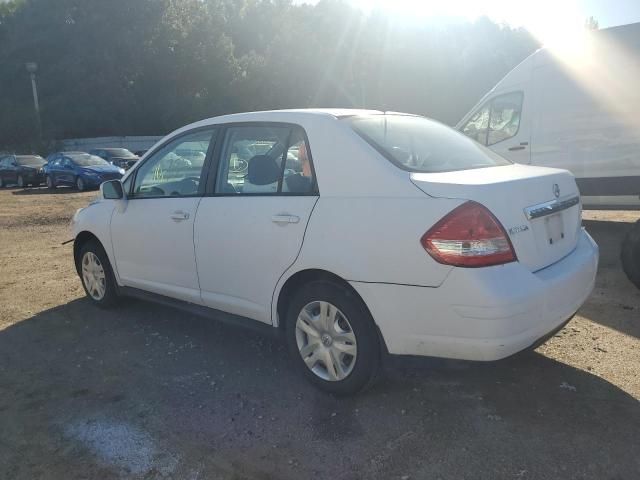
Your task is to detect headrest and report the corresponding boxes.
[247,155,280,185]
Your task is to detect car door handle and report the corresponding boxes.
[170,210,190,222]
[508,145,526,151]
[271,214,300,225]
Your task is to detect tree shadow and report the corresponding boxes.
[582,219,640,338]
[1,297,638,479]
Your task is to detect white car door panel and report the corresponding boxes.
[111,197,202,303]
[194,196,317,323]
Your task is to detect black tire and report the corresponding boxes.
[77,239,120,308]
[46,175,56,190]
[17,175,25,188]
[621,219,640,290]
[285,280,380,395]
[0,176,4,188]
[76,176,85,191]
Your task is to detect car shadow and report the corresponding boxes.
[582,219,640,338]
[11,186,83,195]
[1,297,638,479]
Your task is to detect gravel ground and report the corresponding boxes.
[0,186,638,480]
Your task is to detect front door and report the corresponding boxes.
[110,128,217,303]
[194,124,318,323]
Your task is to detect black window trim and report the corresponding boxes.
[463,90,524,146]
[204,121,319,197]
[126,125,219,200]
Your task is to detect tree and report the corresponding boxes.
[0,0,540,151]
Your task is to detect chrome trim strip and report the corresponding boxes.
[524,195,580,220]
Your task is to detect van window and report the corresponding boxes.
[461,103,490,144]
[487,92,523,145]
[462,92,523,146]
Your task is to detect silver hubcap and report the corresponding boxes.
[82,252,106,301]
[295,301,357,382]
[18,176,23,187]
[77,178,83,190]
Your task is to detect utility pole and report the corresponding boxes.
[25,62,42,141]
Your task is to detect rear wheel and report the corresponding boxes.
[285,280,380,395]
[621,220,640,290]
[46,175,56,190]
[17,175,25,188]
[77,240,119,308]
[76,176,85,191]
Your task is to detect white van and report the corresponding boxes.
[457,23,640,210]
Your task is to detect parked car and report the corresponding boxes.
[0,154,47,188]
[456,22,640,288]
[70,109,598,394]
[46,152,124,191]
[89,148,139,170]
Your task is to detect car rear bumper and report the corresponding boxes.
[350,228,599,361]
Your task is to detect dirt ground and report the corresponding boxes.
[0,186,639,480]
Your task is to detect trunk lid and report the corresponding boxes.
[411,164,582,272]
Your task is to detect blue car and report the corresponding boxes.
[45,152,124,191]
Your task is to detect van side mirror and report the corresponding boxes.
[101,180,124,200]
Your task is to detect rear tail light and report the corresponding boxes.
[420,201,516,267]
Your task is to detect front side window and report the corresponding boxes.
[132,128,215,198]
[461,103,490,144]
[487,92,523,145]
[215,125,315,195]
[462,92,523,146]
[348,114,511,173]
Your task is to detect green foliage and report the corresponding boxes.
[0,0,539,151]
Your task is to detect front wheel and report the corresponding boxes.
[285,280,380,395]
[46,175,56,190]
[76,176,85,191]
[17,175,25,188]
[622,219,640,290]
[77,240,119,308]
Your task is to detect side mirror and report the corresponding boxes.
[101,179,124,200]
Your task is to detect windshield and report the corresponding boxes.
[17,156,46,167]
[70,154,110,167]
[346,114,511,173]
[104,148,135,158]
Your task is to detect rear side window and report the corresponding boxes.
[347,115,511,173]
[214,124,316,195]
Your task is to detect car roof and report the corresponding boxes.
[167,108,418,141]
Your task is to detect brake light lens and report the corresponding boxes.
[420,201,516,267]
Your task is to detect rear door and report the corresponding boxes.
[110,128,217,303]
[194,123,318,324]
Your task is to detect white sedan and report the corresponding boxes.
[71,109,598,394]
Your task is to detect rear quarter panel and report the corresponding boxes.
[276,195,461,288]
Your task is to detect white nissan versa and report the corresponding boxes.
[70,109,599,394]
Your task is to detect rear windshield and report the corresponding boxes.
[346,114,511,173]
[17,156,45,167]
[103,148,135,157]
[70,154,109,166]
